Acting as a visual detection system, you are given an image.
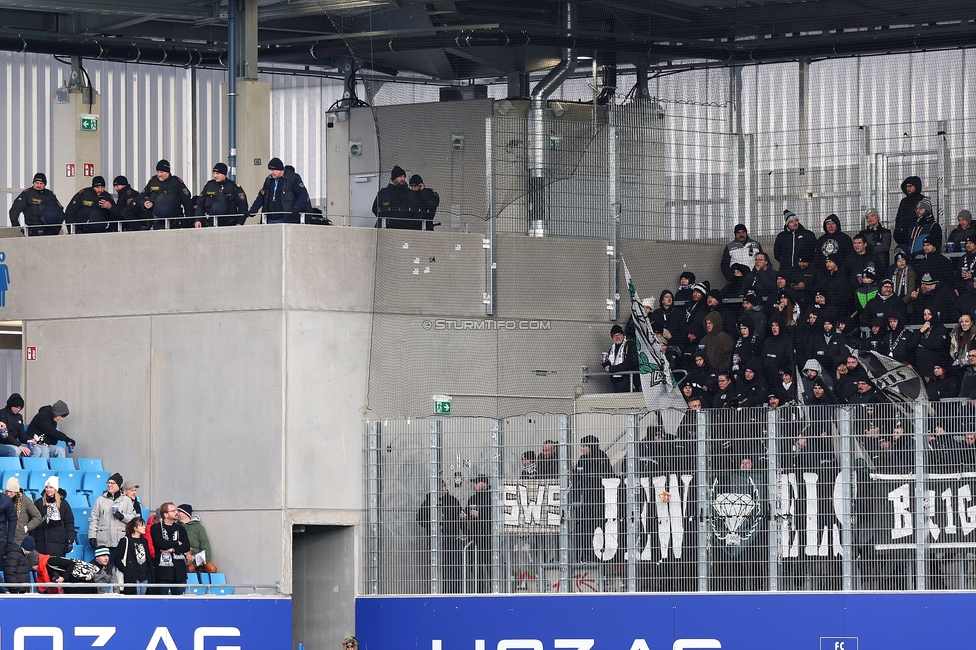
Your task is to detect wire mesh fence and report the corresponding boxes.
[365,400,976,594]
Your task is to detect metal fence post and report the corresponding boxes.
[490,418,503,593]
[913,402,927,589]
[936,119,951,226]
[558,414,571,593]
[607,213,619,321]
[484,117,496,316]
[429,419,443,594]
[766,407,779,592]
[696,409,709,592]
[839,407,854,591]
[366,420,382,595]
[859,126,872,225]
[625,413,639,592]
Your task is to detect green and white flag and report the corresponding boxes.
[624,260,687,434]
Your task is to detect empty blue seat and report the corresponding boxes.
[64,545,84,560]
[70,506,90,534]
[208,573,233,595]
[82,543,95,562]
[141,507,150,522]
[77,458,103,472]
[186,573,207,595]
[0,457,20,472]
[66,493,89,509]
[21,457,48,471]
[57,471,83,495]
[49,457,75,471]
[27,470,54,493]
[81,471,108,494]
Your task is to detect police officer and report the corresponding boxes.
[65,176,115,234]
[196,163,249,227]
[371,165,411,229]
[110,176,141,231]
[249,158,309,224]
[139,159,194,229]
[8,172,63,236]
[408,174,439,231]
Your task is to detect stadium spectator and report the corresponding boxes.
[735,360,769,407]
[894,176,925,249]
[150,501,191,595]
[788,255,817,304]
[721,263,749,299]
[927,363,959,401]
[742,252,776,299]
[711,372,738,409]
[572,436,613,563]
[115,516,153,595]
[603,324,637,392]
[848,378,884,405]
[341,638,360,650]
[861,279,905,327]
[196,162,249,227]
[139,160,194,229]
[651,290,680,338]
[701,312,734,373]
[520,450,537,477]
[33,476,75,557]
[536,440,558,478]
[466,475,493,593]
[946,209,975,252]
[38,553,109,594]
[953,316,976,372]
[863,208,892,273]
[0,393,29,457]
[122,480,143,522]
[911,273,955,324]
[4,535,38,593]
[730,316,760,380]
[705,291,737,337]
[65,176,114,234]
[8,172,64,236]
[416,481,465,593]
[955,234,976,293]
[813,312,848,371]
[816,215,854,267]
[774,209,817,270]
[4,477,41,545]
[760,317,793,386]
[914,237,954,288]
[89,472,136,555]
[674,272,696,303]
[887,250,917,307]
[176,504,212,571]
[23,400,74,459]
[800,359,833,399]
[684,350,717,397]
[739,292,766,341]
[909,308,950,378]
[371,165,412,229]
[908,198,942,257]
[852,264,879,317]
[847,233,875,280]
[878,314,912,363]
[92,545,119,593]
[625,296,656,341]
[408,175,440,231]
[682,283,709,335]
[721,224,763,281]
[251,157,310,225]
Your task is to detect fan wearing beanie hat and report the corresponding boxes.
[196,162,250,227]
[907,194,942,256]
[9,171,64,236]
[774,207,816,270]
[139,159,194,228]
[175,503,213,567]
[3,475,40,547]
[604,323,638,393]
[0,393,27,453]
[65,173,116,234]
[249,156,310,224]
[88,471,136,550]
[371,164,416,230]
[721,222,764,282]
[26,400,75,459]
[34,475,77,557]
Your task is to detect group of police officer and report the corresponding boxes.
[7,157,311,235]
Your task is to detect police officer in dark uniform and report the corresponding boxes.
[139,159,194,229]
[196,162,249,227]
[372,165,412,229]
[110,176,141,231]
[8,172,64,236]
[249,158,310,224]
[65,176,115,234]
[408,174,439,231]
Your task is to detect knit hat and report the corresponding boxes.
[5,477,19,492]
[679,271,696,283]
[968,233,976,245]
[212,162,229,175]
[742,292,759,305]
[409,174,423,186]
[20,536,35,552]
[610,324,624,336]
[44,475,59,490]
[51,400,69,417]
[155,159,171,173]
[33,172,47,185]
[113,175,129,187]
[920,273,938,285]
[91,176,106,188]
[733,223,747,234]
[641,297,655,309]
[267,157,285,171]
[390,165,406,180]
[916,197,933,214]
[959,209,973,225]
[783,209,798,224]
[94,545,111,558]
[108,473,123,487]
[6,393,24,409]
[691,283,707,295]
[880,278,894,287]
[894,250,908,262]
[922,236,936,247]
[862,264,877,280]
[177,503,193,517]
[470,475,488,485]
[580,434,600,447]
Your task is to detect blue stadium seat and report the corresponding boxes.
[0,457,20,472]
[76,458,103,472]
[81,471,108,494]
[71,506,90,534]
[66,494,90,509]
[27,470,53,493]
[49,457,75,471]
[64,545,84,560]
[141,507,150,522]
[21,457,48,470]
[186,572,207,595]
[1,469,27,491]
[57,471,83,495]
[82,543,95,562]
[208,573,233,595]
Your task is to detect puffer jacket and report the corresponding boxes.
[33,488,76,556]
[89,490,136,547]
[3,546,37,593]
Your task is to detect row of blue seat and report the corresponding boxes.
[2,469,112,497]
[0,457,103,472]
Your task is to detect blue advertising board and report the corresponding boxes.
[357,592,976,650]
[0,596,291,649]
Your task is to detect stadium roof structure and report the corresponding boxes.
[1,0,975,79]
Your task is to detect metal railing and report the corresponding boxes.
[0,581,281,595]
[364,402,976,595]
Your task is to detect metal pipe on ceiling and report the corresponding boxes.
[0,35,225,67]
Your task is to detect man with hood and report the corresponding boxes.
[774,209,816,270]
[787,255,817,304]
[573,435,614,563]
[701,311,734,373]
[800,359,834,401]
[0,393,29,457]
[863,208,892,273]
[878,313,913,363]
[8,172,64,236]
[760,317,793,386]
[651,290,681,337]
[907,197,942,258]
[861,279,906,326]
[416,480,465,593]
[816,214,854,267]
[894,176,925,248]
[721,224,763,282]
[914,236,954,288]
[742,252,776,300]
[22,400,74,459]
[853,264,880,317]
[674,272,697,303]
[946,209,975,252]
[735,360,769,407]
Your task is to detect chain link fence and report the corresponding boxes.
[364,400,976,594]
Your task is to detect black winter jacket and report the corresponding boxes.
[33,489,76,556]
[894,176,924,247]
[23,406,75,447]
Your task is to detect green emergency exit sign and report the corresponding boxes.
[80,114,99,131]
[433,395,452,414]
